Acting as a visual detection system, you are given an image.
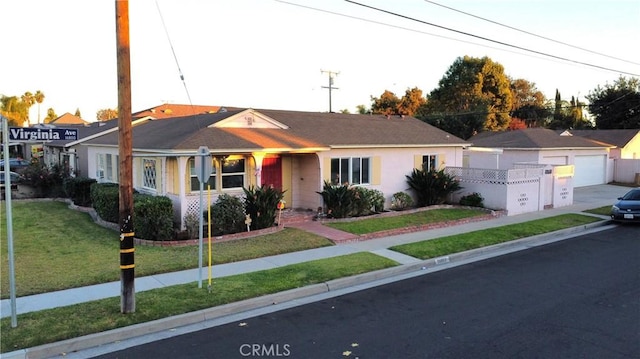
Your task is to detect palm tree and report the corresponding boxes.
[21,91,35,124]
[34,90,45,124]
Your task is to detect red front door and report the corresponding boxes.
[261,157,282,190]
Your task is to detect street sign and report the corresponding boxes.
[9,127,79,141]
[194,146,212,184]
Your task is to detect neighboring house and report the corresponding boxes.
[132,103,221,120]
[30,104,221,177]
[81,108,469,228]
[466,128,612,187]
[49,113,90,126]
[559,129,640,159]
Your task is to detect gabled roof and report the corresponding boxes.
[45,119,121,147]
[561,129,640,148]
[132,104,221,120]
[469,128,610,149]
[84,108,469,153]
[48,112,89,125]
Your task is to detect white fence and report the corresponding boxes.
[613,159,640,184]
[446,165,574,216]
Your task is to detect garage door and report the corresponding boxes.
[574,155,606,187]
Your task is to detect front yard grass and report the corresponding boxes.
[325,207,488,235]
[390,213,601,259]
[583,205,612,216]
[0,252,397,352]
[0,201,332,298]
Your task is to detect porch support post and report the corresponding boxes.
[252,152,266,187]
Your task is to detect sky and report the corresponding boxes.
[4,0,640,124]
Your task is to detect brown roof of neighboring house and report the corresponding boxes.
[85,108,469,152]
[132,104,221,119]
[562,129,640,148]
[469,128,610,149]
[49,113,89,125]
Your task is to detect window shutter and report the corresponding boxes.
[439,153,447,170]
[323,157,332,182]
[414,155,423,170]
[371,156,381,185]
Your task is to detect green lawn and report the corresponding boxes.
[326,208,488,234]
[1,252,397,352]
[390,213,601,259]
[1,201,333,298]
[583,205,612,216]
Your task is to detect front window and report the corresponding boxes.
[189,157,216,191]
[422,154,438,172]
[331,157,371,185]
[142,158,157,189]
[221,158,245,189]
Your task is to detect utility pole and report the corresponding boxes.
[321,69,339,113]
[116,0,135,314]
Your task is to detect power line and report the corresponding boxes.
[344,0,640,77]
[423,0,640,67]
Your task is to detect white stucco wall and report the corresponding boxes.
[316,145,465,209]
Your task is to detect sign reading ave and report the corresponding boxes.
[9,127,79,141]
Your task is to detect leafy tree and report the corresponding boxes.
[370,90,400,116]
[417,56,513,139]
[510,78,549,127]
[547,90,590,129]
[34,90,45,124]
[586,76,640,129]
[96,108,118,122]
[356,104,369,114]
[371,87,426,117]
[44,108,58,123]
[74,108,82,118]
[1,95,29,125]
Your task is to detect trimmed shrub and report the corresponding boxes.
[459,192,484,208]
[352,187,386,216]
[133,194,174,241]
[90,183,120,223]
[406,168,462,207]
[63,177,97,207]
[20,162,70,198]
[243,185,285,230]
[208,194,246,235]
[391,191,413,210]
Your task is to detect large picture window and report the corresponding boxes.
[221,158,245,189]
[331,157,370,185]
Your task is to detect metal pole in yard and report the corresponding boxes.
[2,116,18,327]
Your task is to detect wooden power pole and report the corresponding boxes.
[116,0,135,314]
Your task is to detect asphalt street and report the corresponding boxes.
[91,224,639,359]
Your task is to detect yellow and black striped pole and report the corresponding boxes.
[120,215,135,312]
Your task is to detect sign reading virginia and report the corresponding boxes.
[9,127,79,141]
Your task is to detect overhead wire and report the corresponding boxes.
[422,0,640,67]
[343,0,639,77]
[155,0,204,131]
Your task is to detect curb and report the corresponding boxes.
[5,219,613,359]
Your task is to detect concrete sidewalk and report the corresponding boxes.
[0,185,631,359]
[0,184,626,318]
